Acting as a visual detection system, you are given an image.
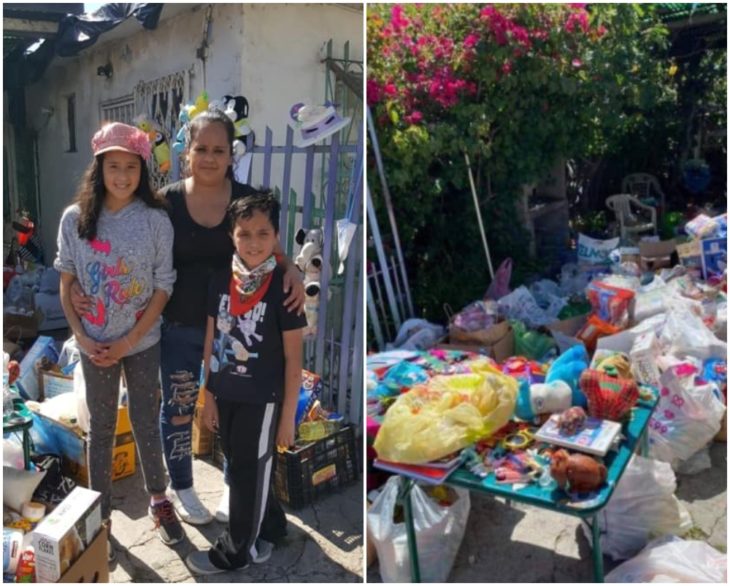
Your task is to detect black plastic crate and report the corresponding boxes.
[274,425,358,510]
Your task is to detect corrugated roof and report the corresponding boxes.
[657,3,726,22]
[3,3,82,21]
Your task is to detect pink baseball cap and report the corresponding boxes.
[91,122,152,160]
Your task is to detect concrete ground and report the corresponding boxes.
[108,456,363,583]
[367,441,726,582]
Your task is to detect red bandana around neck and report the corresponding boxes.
[229,271,274,316]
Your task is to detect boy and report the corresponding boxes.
[186,192,306,574]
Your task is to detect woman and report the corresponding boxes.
[72,109,304,531]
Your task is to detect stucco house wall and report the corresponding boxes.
[25,3,362,259]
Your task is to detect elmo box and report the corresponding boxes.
[32,486,102,583]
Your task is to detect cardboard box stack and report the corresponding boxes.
[32,487,106,583]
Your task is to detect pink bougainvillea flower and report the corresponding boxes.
[405,111,423,125]
[384,82,398,97]
[565,10,590,34]
[502,61,512,74]
[480,6,496,20]
[390,4,409,31]
[464,33,480,49]
[429,80,442,99]
[572,58,583,68]
[366,79,381,105]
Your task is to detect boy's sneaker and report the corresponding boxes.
[186,550,232,576]
[168,487,213,525]
[215,484,230,523]
[148,499,185,545]
[252,539,273,564]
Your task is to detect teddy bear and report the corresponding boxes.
[295,227,325,337]
[550,449,607,493]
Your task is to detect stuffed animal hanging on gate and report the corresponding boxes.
[133,115,171,174]
[295,228,325,337]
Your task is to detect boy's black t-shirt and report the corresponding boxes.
[161,180,257,328]
[206,265,307,404]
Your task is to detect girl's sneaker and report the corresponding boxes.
[168,487,213,525]
[215,484,230,523]
[148,499,185,545]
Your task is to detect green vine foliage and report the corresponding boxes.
[368,3,676,320]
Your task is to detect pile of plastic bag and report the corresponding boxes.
[583,455,692,560]
[605,535,726,583]
[367,211,727,580]
[373,365,517,464]
[368,477,471,582]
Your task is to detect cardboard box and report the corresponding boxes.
[619,246,640,265]
[639,239,676,271]
[58,524,109,583]
[676,239,703,272]
[701,237,727,280]
[32,486,103,583]
[548,314,589,337]
[40,370,74,400]
[448,319,509,346]
[629,331,662,387]
[30,405,136,486]
[439,322,514,362]
[192,404,213,457]
[547,314,589,354]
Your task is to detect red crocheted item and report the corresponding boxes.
[579,369,639,421]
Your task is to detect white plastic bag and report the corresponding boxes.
[660,299,727,360]
[367,476,470,583]
[388,319,445,351]
[605,535,727,583]
[582,455,692,560]
[633,286,672,323]
[648,370,726,468]
[498,286,560,329]
[57,336,80,370]
[559,263,592,296]
[3,437,25,470]
[578,233,620,265]
[530,279,563,307]
[713,300,726,341]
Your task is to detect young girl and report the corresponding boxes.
[55,122,184,558]
[69,109,303,533]
[185,192,305,574]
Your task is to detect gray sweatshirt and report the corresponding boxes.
[54,199,176,356]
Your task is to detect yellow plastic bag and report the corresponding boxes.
[373,365,517,464]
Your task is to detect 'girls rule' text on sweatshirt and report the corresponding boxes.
[54,199,176,355]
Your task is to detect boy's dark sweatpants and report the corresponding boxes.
[208,397,286,570]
